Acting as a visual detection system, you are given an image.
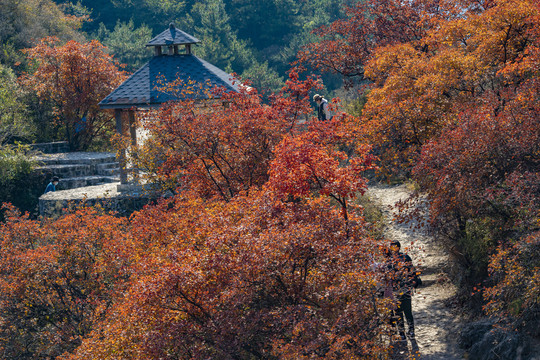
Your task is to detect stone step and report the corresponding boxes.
[96,162,120,176]
[30,141,70,154]
[96,162,120,170]
[33,151,124,193]
[39,182,155,218]
[34,152,117,166]
[56,175,120,190]
[99,168,120,176]
[36,164,93,178]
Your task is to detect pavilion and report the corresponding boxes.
[99,23,241,186]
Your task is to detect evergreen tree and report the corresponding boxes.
[97,20,153,72]
[241,61,284,95]
[225,0,302,51]
[186,0,254,73]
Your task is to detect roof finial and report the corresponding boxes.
[168,23,176,44]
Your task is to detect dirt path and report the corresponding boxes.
[366,183,465,360]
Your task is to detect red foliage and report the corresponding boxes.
[301,0,540,328]
[268,117,376,221]
[483,231,540,330]
[20,37,126,150]
[298,0,471,81]
[63,192,391,360]
[0,204,131,358]
[403,0,540,297]
[302,0,537,177]
[136,69,321,200]
[2,65,390,358]
[413,98,540,236]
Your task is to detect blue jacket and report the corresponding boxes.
[44,182,56,193]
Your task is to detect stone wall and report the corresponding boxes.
[39,183,158,218]
[31,141,70,154]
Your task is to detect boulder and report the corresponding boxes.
[460,320,535,360]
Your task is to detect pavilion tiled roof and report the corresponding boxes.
[146,24,200,46]
[99,54,240,109]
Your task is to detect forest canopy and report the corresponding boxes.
[0,0,539,358]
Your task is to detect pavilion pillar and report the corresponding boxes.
[115,109,128,185]
[128,109,139,183]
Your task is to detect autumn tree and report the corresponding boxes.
[2,61,392,359]
[268,119,375,223]
[483,231,540,335]
[301,0,540,332]
[299,0,449,176]
[363,0,538,175]
[20,37,126,151]
[405,0,540,279]
[298,0,459,82]
[135,69,320,200]
[66,196,391,359]
[300,0,538,176]
[0,205,132,359]
[63,111,388,360]
[0,66,391,359]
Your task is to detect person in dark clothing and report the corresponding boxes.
[385,240,419,340]
[313,94,332,121]
[44,176,59,193]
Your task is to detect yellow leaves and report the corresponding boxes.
[365,43,422,84]
[357,0,540,177]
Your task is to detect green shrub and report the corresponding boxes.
[0,64,34,143]
[0,144,43,218]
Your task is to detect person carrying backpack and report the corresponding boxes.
[385,240,421,340]
[313,94,332,121]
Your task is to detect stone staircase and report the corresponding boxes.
[35,152,120,191]
[33,142,156,218]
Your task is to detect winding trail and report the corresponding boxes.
[366,183,465,360]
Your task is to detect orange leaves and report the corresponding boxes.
[36,66,390,358]
[268,119,375,203]
[483,231,540,319]
[61,189,389,360]
[3,50,392,357]
[304,0,539,177]
[20,37,127,150]
[136,71,325,201]
[300,0,539,330]
[299,0,462,81]
[22,37,125,104]
[0,206,131,358]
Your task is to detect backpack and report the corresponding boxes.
[413,270,422,288]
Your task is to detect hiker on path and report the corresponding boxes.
[44,176,59,193]
[385,240,420,341]
[313,94,332,121]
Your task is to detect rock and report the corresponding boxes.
[460,320,535,360]
[458,319,495,349]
